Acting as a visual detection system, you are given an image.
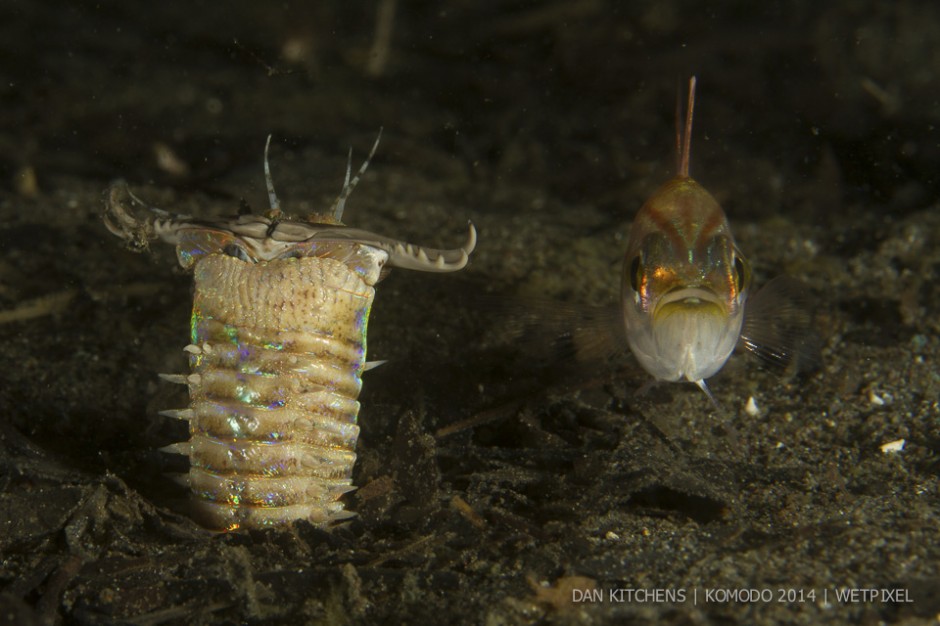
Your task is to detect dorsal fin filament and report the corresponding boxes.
[677,76,697,178]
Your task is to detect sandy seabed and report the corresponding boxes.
[1,2,938,624]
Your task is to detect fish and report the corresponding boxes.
[620,76,819,403]
[500,77,819,406]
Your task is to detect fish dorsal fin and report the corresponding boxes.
[676,76,697,178]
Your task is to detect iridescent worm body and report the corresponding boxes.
[104,134,476,530]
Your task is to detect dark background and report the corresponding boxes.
[1,1,938,624]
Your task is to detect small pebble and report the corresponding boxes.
[745,396,760,416]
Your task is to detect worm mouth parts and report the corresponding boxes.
[104,181,477,272]
[103,182,176,252]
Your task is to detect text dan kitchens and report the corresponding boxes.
[572,588,685,603]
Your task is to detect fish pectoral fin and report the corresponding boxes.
[481,295,629,368]
[740,276,823,376]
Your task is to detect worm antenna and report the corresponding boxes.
[331,128,383,222]
[264,135,282,218]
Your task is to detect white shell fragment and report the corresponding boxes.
[879,439,905,454]
[104,135,476,530]
[744,395,760,416]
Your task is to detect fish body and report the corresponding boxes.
[622,176,749,389]
[620,78,815,400]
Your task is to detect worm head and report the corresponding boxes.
[103,135,476,284]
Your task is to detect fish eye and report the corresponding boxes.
[629,255,642,292]
[222,243,251,262]
[733,255,747,289]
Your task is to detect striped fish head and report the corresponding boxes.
[621,175,750,384]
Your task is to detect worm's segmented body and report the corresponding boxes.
[104,135,476,530]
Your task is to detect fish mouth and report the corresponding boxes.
[646,286,737,382]
[653,287,728,320]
